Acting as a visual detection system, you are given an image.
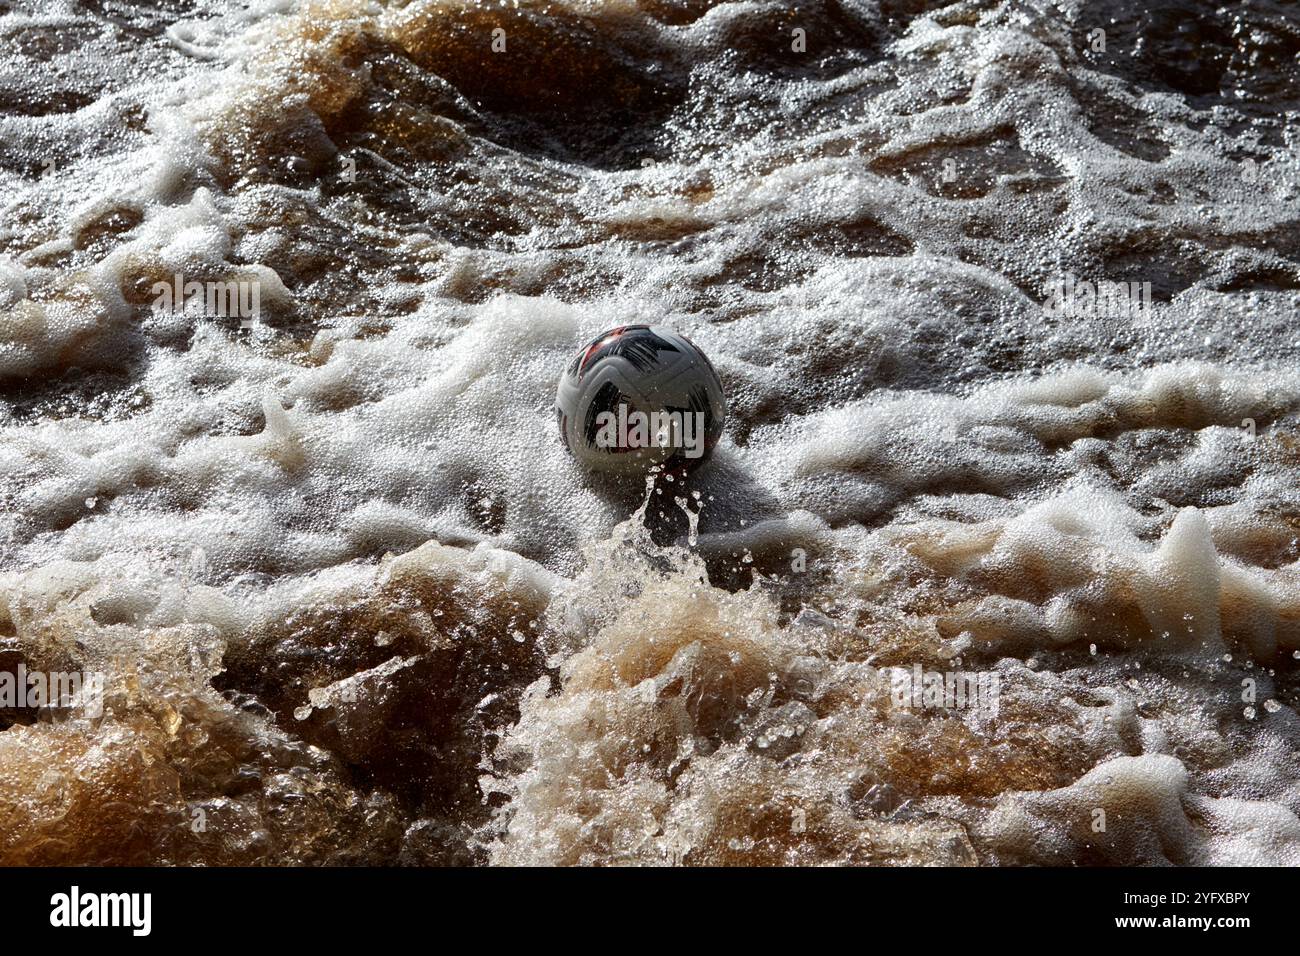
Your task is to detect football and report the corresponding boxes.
[556,325,726,475]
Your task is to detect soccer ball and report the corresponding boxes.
[556,325,726,475]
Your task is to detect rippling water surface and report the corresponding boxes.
[1,0,1299,865]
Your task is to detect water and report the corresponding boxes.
[0,0,1298,865]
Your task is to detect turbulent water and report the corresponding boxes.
[1,0,1299,866]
